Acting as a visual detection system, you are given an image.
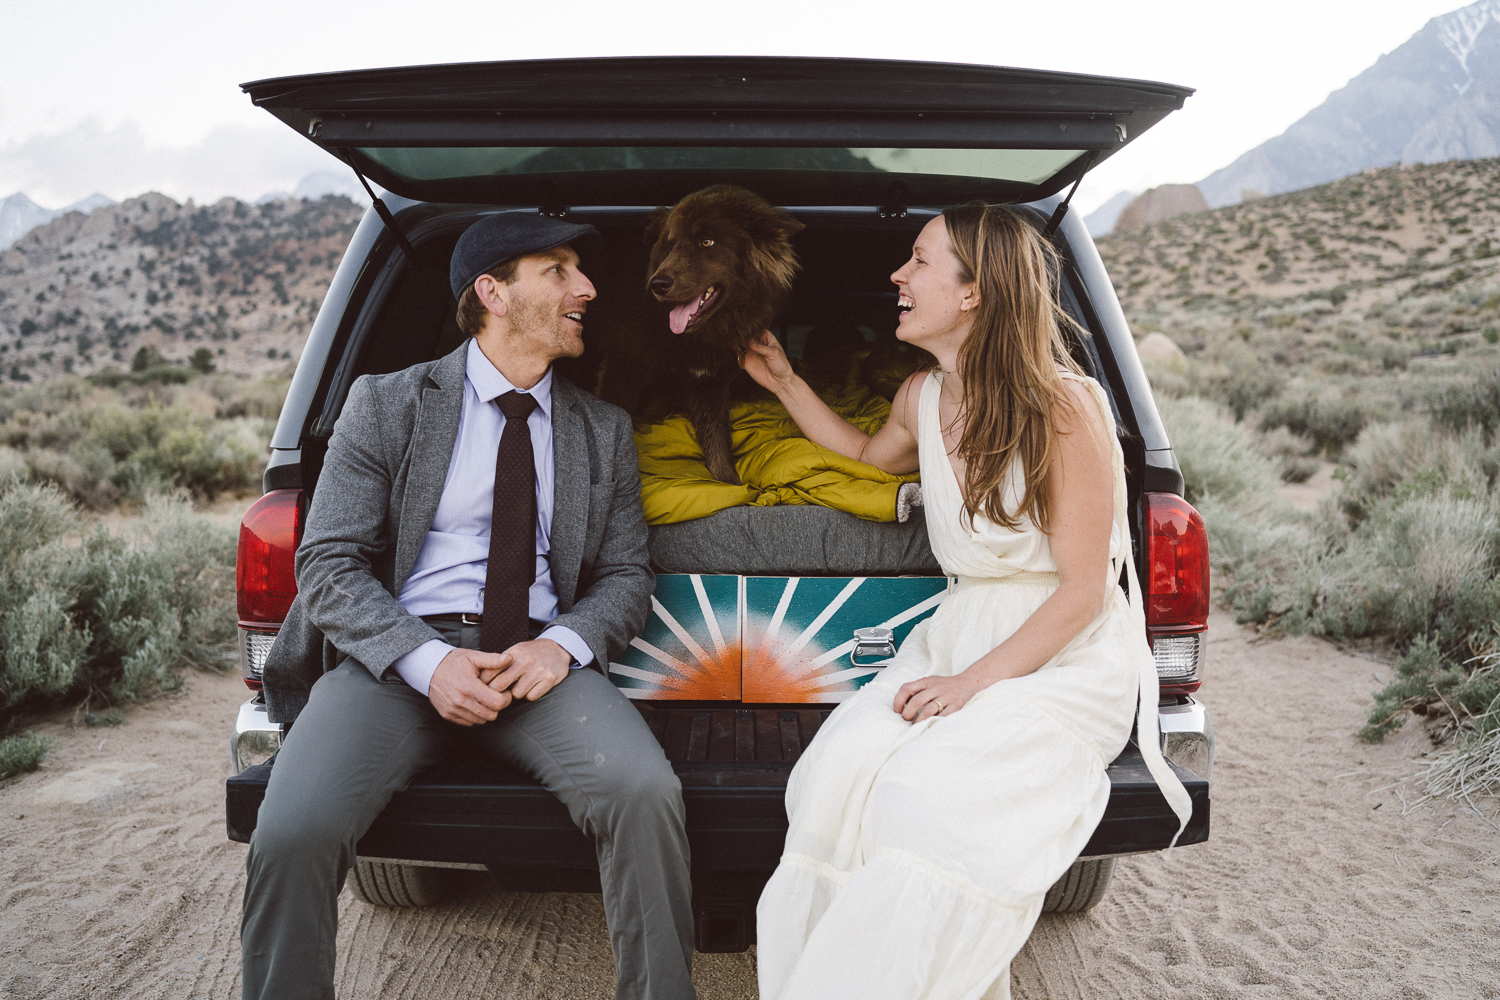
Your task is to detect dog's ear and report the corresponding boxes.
[742,205,804,245]
[643,206,671,248]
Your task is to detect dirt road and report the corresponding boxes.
[2,611,1496,999]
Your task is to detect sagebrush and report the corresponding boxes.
[0,370,285,508]
[0,481,237,725]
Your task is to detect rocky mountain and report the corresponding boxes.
[0,193,363,380]
[1084,190,1138,238]
[254,170,371,206]
[0,192,114,249]
[1112,184,1210,233]
[1198,0,1500,207]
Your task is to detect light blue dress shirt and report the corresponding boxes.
[391,338,594,695]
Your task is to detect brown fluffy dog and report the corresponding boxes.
[595,185,803,484]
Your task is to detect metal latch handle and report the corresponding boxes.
[850,627,897,668]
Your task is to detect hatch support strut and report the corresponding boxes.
[1043,150,1100,237]
[339,151,418,260]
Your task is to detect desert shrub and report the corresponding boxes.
[1258,426,1321,482]
[1157,395,1282,509]
[1430,367,1500,441]
[6,396,264,507]
[0,371,282,509]
[1340,420,1495,509]
[204,373,289,420]
[0,732,52,780]
[1417,662,1500,803]
[0,446,24,484]
[0,482,236,724]
[1259,392,1372,453]
[1143,340,1286,420]
[1314,493,1499,648]
[1361,635,1500,742]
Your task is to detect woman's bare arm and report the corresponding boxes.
[894,379,1115,718]
[741,330,920,474]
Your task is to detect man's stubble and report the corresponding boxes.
[507,285,585,362]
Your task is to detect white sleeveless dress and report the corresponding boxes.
[756,370,1192,1000]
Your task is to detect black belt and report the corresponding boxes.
[422,613,546,630]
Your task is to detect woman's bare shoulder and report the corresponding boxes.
[1054,374,1111,439]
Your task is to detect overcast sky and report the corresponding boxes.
[0,0,1471,214]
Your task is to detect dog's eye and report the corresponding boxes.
[700,238,715,248]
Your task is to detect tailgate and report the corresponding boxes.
[226,706,1208,868]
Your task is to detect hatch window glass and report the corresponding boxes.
[356,146,1086,186]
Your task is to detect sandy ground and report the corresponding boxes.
[2,611,1498,1000]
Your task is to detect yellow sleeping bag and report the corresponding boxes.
[635,384,919,526]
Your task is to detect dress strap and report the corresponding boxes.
[1121,548,1194,847]
[1068,371,1194,845]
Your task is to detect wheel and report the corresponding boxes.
[348,860,462,908]
[1041,857,1116,914]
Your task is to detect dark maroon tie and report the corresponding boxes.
[480,390,539,654]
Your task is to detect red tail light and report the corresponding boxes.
[236,489,303,689]
[1143,492,1210,695]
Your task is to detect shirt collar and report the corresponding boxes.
[465,337,552,418]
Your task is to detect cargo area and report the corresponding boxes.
[297,205,1118,705]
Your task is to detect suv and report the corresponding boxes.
[225,57,1213,952]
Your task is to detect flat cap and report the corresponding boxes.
[449,213,603,299]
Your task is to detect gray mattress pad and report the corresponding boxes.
[647,504,942,577]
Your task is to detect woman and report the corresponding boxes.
[742,203,1192,1000]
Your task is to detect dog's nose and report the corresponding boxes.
[650,275,673,296]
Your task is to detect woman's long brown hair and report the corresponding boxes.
[941,202,1088,533]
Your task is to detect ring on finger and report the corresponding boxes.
[932,700,946,713]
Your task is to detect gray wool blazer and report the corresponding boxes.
[260,341,655,730]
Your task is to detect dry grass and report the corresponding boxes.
[1105,159,1500,796]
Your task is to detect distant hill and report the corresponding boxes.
[1199,0,1500,207]
[0,193,363,380]
[0,192,114,249]
[1096,156,1500,444]
[1103,158,1500,311]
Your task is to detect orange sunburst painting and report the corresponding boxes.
[742,576,950,703]
[607,574,742,700]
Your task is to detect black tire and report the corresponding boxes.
[1041,857,1116,914]
[348,860,461,908]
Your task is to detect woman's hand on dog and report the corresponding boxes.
[740,330,796,394]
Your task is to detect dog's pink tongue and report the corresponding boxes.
[668,301,696,335]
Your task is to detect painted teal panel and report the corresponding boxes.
[607,574,741,700]
[743,576,949,703]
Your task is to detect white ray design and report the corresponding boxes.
[691,574,727,656]
[808,665,884,689]
[650,596,714,674]
[628,636,689,677]
[609,661,687,687]
[780,578,866,672]
[807,589,950,670]
[754,577,799,665]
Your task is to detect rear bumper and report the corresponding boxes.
[231,695,281,774]
[226,698,1212,867]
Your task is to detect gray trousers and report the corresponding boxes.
[241,622,696,1000]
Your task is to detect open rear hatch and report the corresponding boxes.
[242,56,1192,206]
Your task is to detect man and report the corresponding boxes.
[242,214,696,1000]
